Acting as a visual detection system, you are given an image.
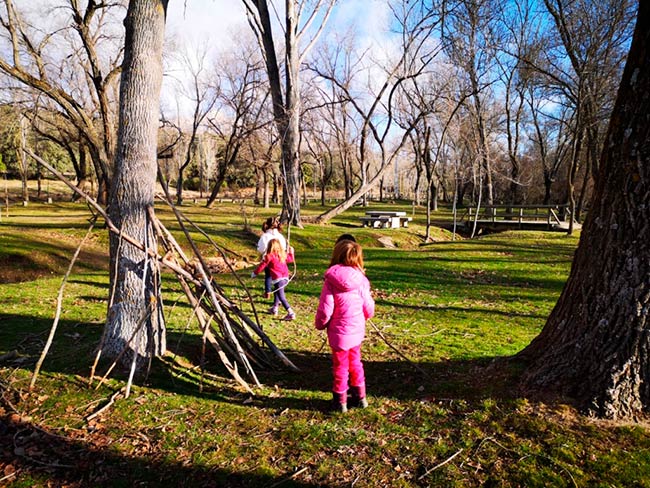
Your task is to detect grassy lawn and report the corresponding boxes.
[1,194,650,487]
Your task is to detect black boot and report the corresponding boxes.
[349,385,368,408]
[331,392,348,413]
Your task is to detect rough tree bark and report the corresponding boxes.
[518,4,650,419]
[104,0,168,367]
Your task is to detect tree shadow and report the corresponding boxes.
[0,414,328,487]
[366,253,570,290]
[255,349,522,405]
[1,312,525,414]
[330,222,359,229]
[142,337,525,416]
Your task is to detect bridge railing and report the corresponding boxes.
[459,204,570,226]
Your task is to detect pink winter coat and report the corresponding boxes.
[253,251,294,281]
[314,264,375,351]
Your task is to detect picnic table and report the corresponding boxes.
[359,210,412,229]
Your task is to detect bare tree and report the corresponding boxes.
[172,44,217,205]
[528,0,636,230]
[18,96,96,198]
[305,33,360,201]
[241,0,335,226]
[17,113,29,202]
[156,115,183,194]
[527,95,571,205]
[0,0,124,204]
[309,1,437,223]
[496,0,537,207]
[250,125,280,208]
[441,0,502,207]
[205,39,271,207]
[302,111,335,206]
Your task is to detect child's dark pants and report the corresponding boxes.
[273,278,291,310]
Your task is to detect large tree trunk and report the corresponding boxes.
[518,5,650,419]
[279,0,301,225]
[105,0,167,368]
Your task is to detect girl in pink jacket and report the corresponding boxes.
[315,240,375,412]
[252,239,296,320]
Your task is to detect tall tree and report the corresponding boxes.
[496,0,537,207]
[310,0,437,223]
[104,0,168,367]
[306,33,360,201]
[441,0,502,207]
[241,0,335,226]
[519,3,650,419]
[205,38,270,207]
[302,110,336,206]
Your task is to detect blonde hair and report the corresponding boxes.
[266,239,286,262]
[330,240,364,270]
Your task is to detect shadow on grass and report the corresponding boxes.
[0,415,327,487]
[256,349,522,406]
[0,313,533,485]
[1,313,524,411]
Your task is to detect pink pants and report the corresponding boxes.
[331,344,365,394]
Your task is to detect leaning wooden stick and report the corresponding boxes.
[30,218,97,390]
[26,149,199,284]
[86,387,125,422]
[417,448,464,480]
[28,149,297,389]
[156,195,263,329]
[166,258,255,391]
[155,191,291,375]
[368,319,430,377]
[155,191,261,385]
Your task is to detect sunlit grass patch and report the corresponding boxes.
[3,199,650,486]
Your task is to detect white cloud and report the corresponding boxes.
[166,0,247,53]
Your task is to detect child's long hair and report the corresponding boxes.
[266,238,286,262]
[330,240,364,271]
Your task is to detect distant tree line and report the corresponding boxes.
[0,0,636,228]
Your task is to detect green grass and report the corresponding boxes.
[2,195,650,487]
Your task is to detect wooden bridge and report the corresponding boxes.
[458,205,581,234]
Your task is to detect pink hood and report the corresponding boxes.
[314,264,375,351]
